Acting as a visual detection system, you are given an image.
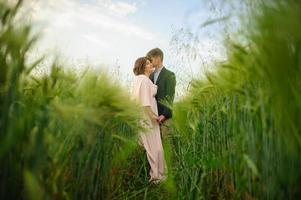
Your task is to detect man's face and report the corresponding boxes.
[150,56,162,68]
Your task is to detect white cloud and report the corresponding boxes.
[81,33,109,48]
[24,0,168,73]
[101,0,138,16]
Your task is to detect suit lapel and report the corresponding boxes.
[156,67,166,85]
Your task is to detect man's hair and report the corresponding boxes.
[146,48,164,61]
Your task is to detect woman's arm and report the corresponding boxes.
[143,106,158,122]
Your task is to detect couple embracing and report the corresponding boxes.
[132,48,176,184]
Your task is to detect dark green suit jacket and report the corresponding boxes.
[150,67,176,119]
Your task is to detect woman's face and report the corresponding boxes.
[144,59,154,74]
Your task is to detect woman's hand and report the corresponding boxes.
[143,106,159,123]
[150,113,159,123]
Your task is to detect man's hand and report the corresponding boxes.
[157,115,166,124]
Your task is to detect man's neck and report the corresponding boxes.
[156,65,163,70]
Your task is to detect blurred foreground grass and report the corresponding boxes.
[1,0,301,199]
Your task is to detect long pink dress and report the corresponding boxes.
[132,74,166,180]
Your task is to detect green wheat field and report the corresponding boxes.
[1,0,301,199]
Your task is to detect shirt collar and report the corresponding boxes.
[155,65,164,73]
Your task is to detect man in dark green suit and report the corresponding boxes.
[147,48,176,125]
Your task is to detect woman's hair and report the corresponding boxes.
[133,56,150,75]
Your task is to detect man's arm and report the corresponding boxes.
[161,72,176,119]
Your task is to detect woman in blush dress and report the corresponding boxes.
[132,56,166,184]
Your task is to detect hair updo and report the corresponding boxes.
[133,56,150,75]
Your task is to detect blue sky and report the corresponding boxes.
[126,0,201,32]
[25,0,227,90]
[78,0,203,33]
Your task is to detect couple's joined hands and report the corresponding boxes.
[157,115,166,124]
[151,114,166,124]
[144,106,166,124]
